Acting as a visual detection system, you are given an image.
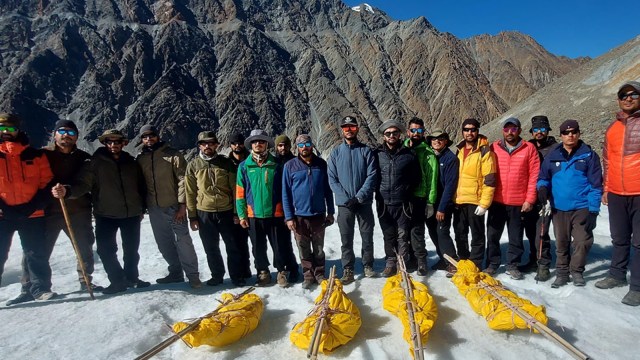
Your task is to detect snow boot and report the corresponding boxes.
[6,292,35,306]
[595,276,627,289]
[622,290,640,306]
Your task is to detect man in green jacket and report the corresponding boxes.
[403,117,438,275]
[185,131,244,287]
[137,125,201,288]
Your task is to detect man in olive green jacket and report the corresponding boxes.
[185,131,244,287]
[137,125,200,288]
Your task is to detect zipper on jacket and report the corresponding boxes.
[117,160,130,217]
[621,124,626,193]
[151,151,159,206]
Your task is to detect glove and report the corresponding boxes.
[344,197,360,211]
[425,204,434,219]
[585,212,598,232]
[474,206,487,216]
[538,200,552,217]
[538,187,549,204]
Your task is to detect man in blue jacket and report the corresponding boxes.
[328,116,378,284]
[537,120,603,288]
[283,134,335,289]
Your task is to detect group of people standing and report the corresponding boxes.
[0,80,638,307]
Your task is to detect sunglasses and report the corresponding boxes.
[0,125,18,132]
[141,133,157,140]
[462,127,478,133]
[431,137,448,142]
[532,127,547,133]
[199,141,217,147]
[297,142,312,148]
[409,128,425,134]
[252,140,267,145]
[618,92,640,101]
[56,128,78,136]
[383,130,401,137]
[104,139,123,145]
[561,129,579,136]
[502,127,520,134]
[341,125,358,132]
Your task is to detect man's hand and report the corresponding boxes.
[436,211,445,222]
[474,206,487,216]
[286,219,297,232]
[233,215,240,225]
[538,200,552,217]
[325,214,335,226]
[344,197,360,211]
[521,201,533,213]
[601,191,608,206]
[240,219,249,229]
[190,219,199,231]
[51,183,67,199]
[585,212,598,232]
[174,204,187,224]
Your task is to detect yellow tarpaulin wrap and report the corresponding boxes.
[290,279,361,353]
[382,273,438,357]
[172,292,263,347]
[451,260,548,331]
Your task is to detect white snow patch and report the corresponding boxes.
[352,3,375,14]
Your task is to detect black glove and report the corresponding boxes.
[538,187,549,204]
[585,212,598,232]
[344,197,360,211]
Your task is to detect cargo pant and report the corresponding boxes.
[552,208,594,277]
[337,204,375,270]
[293,215,326,281]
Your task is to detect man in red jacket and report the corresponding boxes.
[485,118,540,280]
[0,113,56,302]
[596,80,640,306]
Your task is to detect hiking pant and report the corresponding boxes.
[453,204,486,268]
[522,203,553,267]
[607,193,640,291]
[21,210,95,292]
[379,203,412,268]
[233,222,252,278]
[275,218,300,276]
[426,208,457,261]
[293,215,326,280]
[248,217,282,272]
[552,208,593,277]
[337,204,375,270]
[0,217,51,297]
[486,203,525,269]
[95,215,141,286]
[148,205,199,280]
[408,196,428,265]
[197,210,242,282]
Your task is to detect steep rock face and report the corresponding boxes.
[0,1,569,153]
[465,32,589,107]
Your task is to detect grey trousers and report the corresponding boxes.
[552,208,593,277]
[148,205,199,279]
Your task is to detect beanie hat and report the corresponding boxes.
[275,134,291,146]
[55,119,79,132]
[530,115,551,132]
[559,119,580,133]
[139,124,157,136]
[229,133,245,144]
[461,118,480,129]
[378,119,405,134]
[0,113,21,128]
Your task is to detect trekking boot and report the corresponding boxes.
[482,267,497,276]
[405,259,418,273]
[156,273,184,284]
[364,266,377,278]
[80,282,104,292]
[519,259,538,273]
[416,266,428,277]
[102,282,128,294]
[622,290,640,306]
[188,278,203,289]
[128,279,151,288]
[505,265,524,280]
[256,270,272,287]
[445,264,457,278]
[6,292,35,306]
[534,266,551,282]
[595,276,627,289]
[382,267,397,277]
[315,274,325,284]
[277,271,290,288]
[231,278,246,287]
[206,278,223,286]
[340,268,355,284]
[551,276,569,288]
[301,278,314,289]
[34,291,57,301]
[431,259,448,271]
[288,269,300,283]
[571,272,586,287]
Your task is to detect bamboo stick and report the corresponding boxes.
[444,255,589,360]
[307,266,336,359]
[397,254,424,360]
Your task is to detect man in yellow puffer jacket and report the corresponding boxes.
[453,118,497,269]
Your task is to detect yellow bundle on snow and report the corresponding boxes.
[451,260,547,331]
[382,273,437,357]
[172,292,263,347]
[290,278,361,353]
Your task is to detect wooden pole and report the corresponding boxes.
[59,198,95,300]
[444,255,589,360]
[397,253,424,360]
[307,265,336,359]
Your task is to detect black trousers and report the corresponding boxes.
[94,215,141,286]
[197,210,242,282]
[379,203,412,268]
[232,222,252,278]
[274,218,299,276]
[426,208,457,261]
[522,203,552,267]
[408,196,428,265]
[486,203,525,268]
[453,204,486,268]
[248,217,283,272]
[607,193,640,291]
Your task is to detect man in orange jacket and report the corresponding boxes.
[0,113,56,302]
[596,81,640,306]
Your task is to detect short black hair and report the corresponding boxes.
[408,117,424,127]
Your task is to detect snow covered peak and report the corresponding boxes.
[351,3,375,14]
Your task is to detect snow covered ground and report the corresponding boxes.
[0,207,637,360]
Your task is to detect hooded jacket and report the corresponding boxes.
[136,142,187,208]
[455,135,497,208]
[603,109,640,195]
[328,140,378,206]
[490,139,540,206]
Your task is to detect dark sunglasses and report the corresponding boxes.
[341,125,358,132]
[383,130,401,137]
[56,128,78,136]
[105,139,123,145]
[0,125,18,132]
[297,142,312,148]
[431,137,448,142]
[532,127,547,133]
[409,128,425,134]
[618,92,640,101]
[252,140,267,145]
[141,133,157,139]
[561,129,579,135]
[199,141,217,146]
[503,127,519,134]
[462,127,478,133]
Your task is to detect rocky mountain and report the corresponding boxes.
[465,32,589,107]
[483,35,640,150]
[0,0,582,153]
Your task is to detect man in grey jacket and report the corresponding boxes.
[328,116,378,284]
[137,125,201,289]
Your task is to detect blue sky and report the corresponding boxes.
[344,1,633,59]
